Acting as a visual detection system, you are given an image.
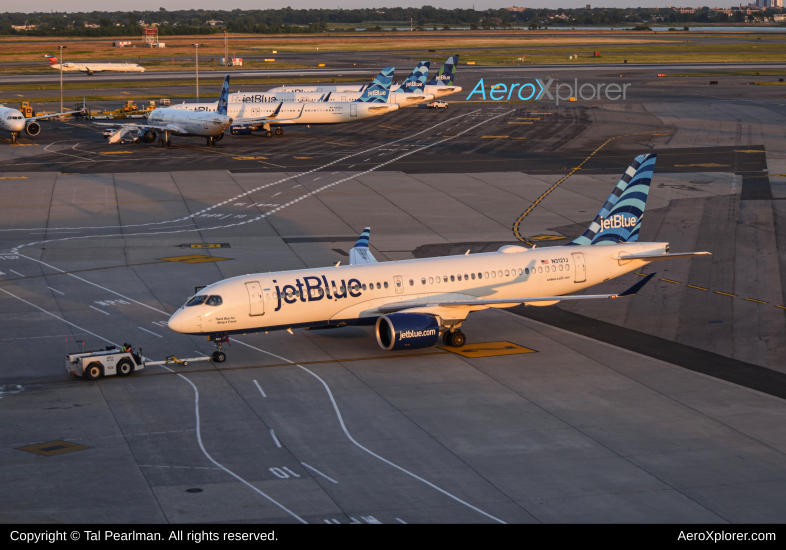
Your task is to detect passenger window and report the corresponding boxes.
[340,286,346,294]
[498,270,503,277]
[186,295,207,306]
[484,272,489,278]
[362,284,367,290]
[396,280,401,288]
[538,267,543,273]
[206,295,222,306]
[384,281,389,288]
[436,276,441,283]
[409,279,414,286]
[525,268,529,275]
[429,277,434,284]
[565,264,570,270]
[450,275,455,282]
[491,271,496,278]
[505,270,509,276]
[518,268,523,275]
[471,273,476,280]
[559,265,564,271]
[421,278,426,285]
[464,274,468,280]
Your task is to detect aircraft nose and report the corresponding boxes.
[167,310,192,333]
[11,120,25,132]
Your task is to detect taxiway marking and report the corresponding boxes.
[270,429,282,448]
[301,462,338,484]
[253,379,267,397]
[138,327,162,337]
[47,287,64,295]
[89,306,110,315]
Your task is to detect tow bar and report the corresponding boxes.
[145,355,212,367]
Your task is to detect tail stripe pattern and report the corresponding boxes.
[353,228,371,248]
[567,153,657,246]
[356,68,394,103]
[400,62,430,92]
[426,55,459,86]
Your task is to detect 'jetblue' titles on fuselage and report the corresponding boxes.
[274,277,363,311]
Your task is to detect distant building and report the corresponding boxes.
[678,6,696,13]
[586,4,591,9]
[504,6,527,11]
[775,12,786,18]
[11,24,37,30]
[205,19,224,26]
[84,23,100,28]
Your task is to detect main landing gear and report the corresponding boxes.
[206,136,219,146]
[210,335,229,363]
[159,130,172,148]
[442,329,466,348]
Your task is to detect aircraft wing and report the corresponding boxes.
[377,273,656,314]
[233,102,304,124]
[94,122,184,133]
[612,251,711,261]
[27,109,83,121]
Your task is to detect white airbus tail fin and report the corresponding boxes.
[349,227,378,265]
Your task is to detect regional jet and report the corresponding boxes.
[167,154,711,363]
[45,55,145,75]
[95,76,232,147]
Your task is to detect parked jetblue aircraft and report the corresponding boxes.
[168,154,711,362]
[268,57,461,98]
[96,76,232,146]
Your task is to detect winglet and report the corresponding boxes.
[617,272,656,297]
[270,102,283,118]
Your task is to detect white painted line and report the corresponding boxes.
[301,462,338,484]
[138,327,162,337]
[272,192,281,197]
[194,350,208,356]
[220,214,232,219]
[231,339,506,524]
[47,287,64,295]
[9,270,23,277]
[89,305,110,315]
[246,203,258,208]
[395,518,407,524]
[332,519,340,524]
[269,429,281,448]
[348,165,355,169]
[331,172,338,174]
[253,379,267,397]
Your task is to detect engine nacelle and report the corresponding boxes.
[230,124,253,135]
[25,122,41,136]
[142,130,157,143]
[375,313,440,351]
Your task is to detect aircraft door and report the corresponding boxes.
[245,281,265,316]
[341,96,347,102]
[572,253,587,283]
[350,104,357,117]
[203,117,209,130]
[394,276,404,294]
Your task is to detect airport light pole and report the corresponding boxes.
[58,45,67,116]
[192,43,203,101]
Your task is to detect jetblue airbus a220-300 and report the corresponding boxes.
[168,154,711,362]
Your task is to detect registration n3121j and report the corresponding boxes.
[167,154,710,362]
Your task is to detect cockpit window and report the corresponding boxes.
[206,295,222,306]
[186,295,207,306]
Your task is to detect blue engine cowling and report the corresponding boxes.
[375,313,440,351]
[230,124,253,135]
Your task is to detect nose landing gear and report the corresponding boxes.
[10,132,19,144]
[210,335,229,363]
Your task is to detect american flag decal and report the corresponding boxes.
[541,260,549,265]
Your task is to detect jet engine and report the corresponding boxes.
[25,122,41,136]
[143,130,157,143]
[375,313,440,351]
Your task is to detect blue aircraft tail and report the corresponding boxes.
[217,75,230,116]
[567,153,657,246]
[355,67,394,103]
[426,55,459,86]
[399,61,430,92]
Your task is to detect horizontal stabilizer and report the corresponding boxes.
[613,252,711,261]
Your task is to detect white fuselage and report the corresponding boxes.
[171,101,398,124]
[147,108,232,136]
[50,62,145,74]
[175,90,430,111]
[0,106,26,135]
[267,84,461,98]
[167,241,666,336]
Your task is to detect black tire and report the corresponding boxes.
[166,140,172,148]
[182,361,189,366]
[451,331,466,348]
[211,351,226,363]
[117,359,134,377]
[119,138,126,144]
[84,362,103,380]
[275,127,283,136]
[265,131,273,138]
[442,331,453,347]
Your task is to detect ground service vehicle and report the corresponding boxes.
[66,346,144,380]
